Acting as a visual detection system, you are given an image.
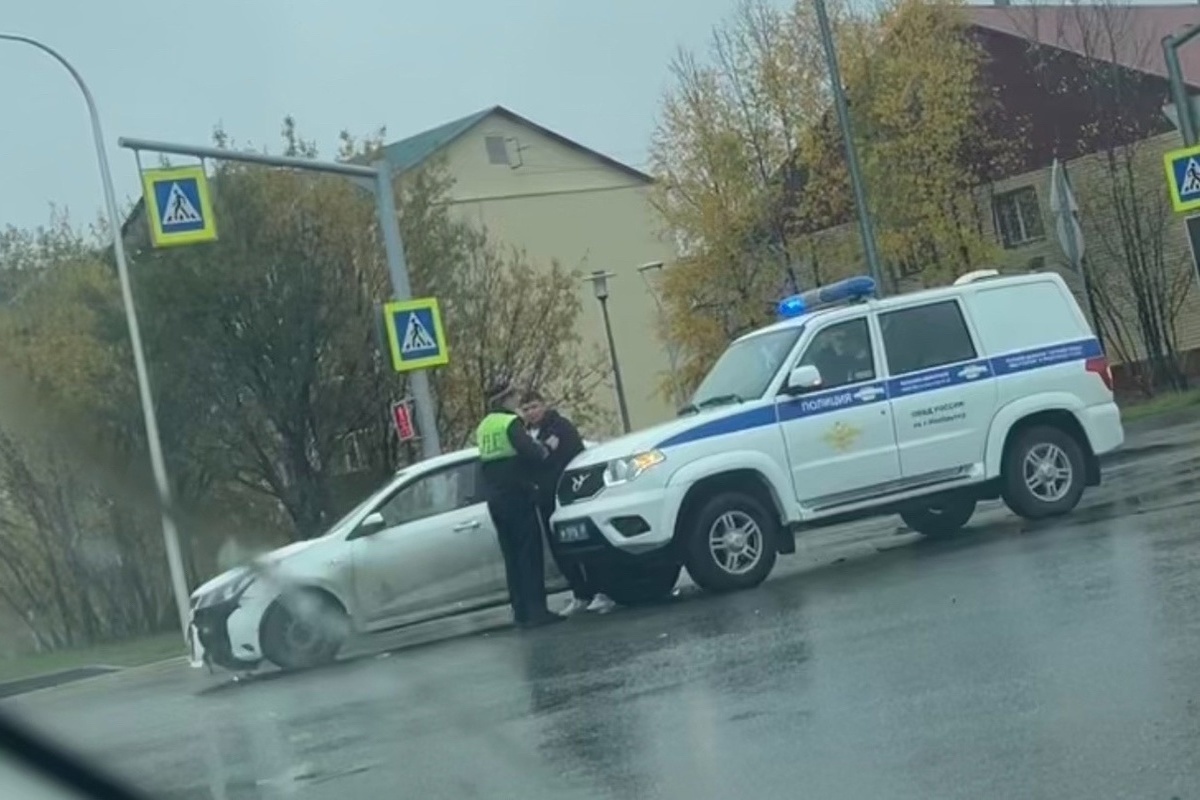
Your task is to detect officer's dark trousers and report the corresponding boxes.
[487,494,548,624]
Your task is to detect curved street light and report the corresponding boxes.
[0,33,191,644]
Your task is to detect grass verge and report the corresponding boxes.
[0,633,185,685]
[1120,388,1200,424]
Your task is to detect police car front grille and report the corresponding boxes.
[557,465,606,505]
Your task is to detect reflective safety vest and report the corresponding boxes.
[476,412,519,462]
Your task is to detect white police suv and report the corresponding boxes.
[549,269,1124,601]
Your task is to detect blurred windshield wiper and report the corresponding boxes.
[677,393,745,416]
[697,393,743,409]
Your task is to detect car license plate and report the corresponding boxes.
[557,522,589,543]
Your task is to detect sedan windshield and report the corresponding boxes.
[688,325,804,409]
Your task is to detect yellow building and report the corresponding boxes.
[381,105,679,431]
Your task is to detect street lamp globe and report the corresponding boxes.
[588,269,612,301]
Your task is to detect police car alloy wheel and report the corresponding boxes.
[1001,425,1087,520]
[260,589,350,671]
[683,492,779,592]
[899,496,977,539]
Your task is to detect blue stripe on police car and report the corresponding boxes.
[656,337,1103,450]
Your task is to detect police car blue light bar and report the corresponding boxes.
[777,275,877,320]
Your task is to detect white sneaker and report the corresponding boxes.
[559,597,589,617]
[586,594,616,614]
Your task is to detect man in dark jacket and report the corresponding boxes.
[475,380,562,628]
[521,391,615,616]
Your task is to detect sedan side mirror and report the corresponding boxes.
[786,364,823,394]
[354,511,387,538]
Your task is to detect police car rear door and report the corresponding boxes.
[776,312,902,509]
[879,296,999,484]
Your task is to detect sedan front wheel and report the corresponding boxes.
[260,590,349,671]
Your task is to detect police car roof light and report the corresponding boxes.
[776,275,877,320]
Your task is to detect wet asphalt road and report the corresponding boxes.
[7,428,1200,800]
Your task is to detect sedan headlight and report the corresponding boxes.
[603,450,666,486]
[193,567,258,609]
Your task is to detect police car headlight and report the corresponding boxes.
[604,450,665,486]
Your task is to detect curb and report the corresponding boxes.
[1122,409,1200,436]
[0,655,189,703]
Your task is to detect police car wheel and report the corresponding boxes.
[899,497,976,538]
[1001,425,1087,520]
[602,564,681,607]
[260,590,349,671]
[684,492,778,593]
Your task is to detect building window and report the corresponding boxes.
[484,135,510,166]
[993,186,1045,249]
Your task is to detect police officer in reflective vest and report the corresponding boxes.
[475,380,564,628]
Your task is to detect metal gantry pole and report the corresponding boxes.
[1164,26,1200,147]
[372,160,442,460]
[1,34,192,642]
[1162,26,1200,292]
[117,138,444,462]
[812,0,884,291]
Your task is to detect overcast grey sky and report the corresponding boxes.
[0,0,735,232]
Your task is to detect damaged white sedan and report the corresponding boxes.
[188,447,565,672]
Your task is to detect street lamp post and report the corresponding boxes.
[811,0,884,292]
[636,261,685,406]
[585,270,632,434]
[0,33,192,643]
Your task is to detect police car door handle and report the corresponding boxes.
[453,520,481,532]
[853,386,884,401]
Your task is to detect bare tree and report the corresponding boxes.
[0,425,171,649]
[1010,0,1193,392]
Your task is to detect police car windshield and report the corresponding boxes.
[690,325,804,408]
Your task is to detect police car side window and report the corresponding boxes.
[797,318,875,390]
[880,300,977,376]
[378,461,478,527]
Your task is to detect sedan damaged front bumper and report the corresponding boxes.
[190,599,261,673]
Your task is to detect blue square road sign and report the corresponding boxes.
[140,165,217,248]
[153,178,206,233]
[1165,144,1200,213]
[383,298,449,372]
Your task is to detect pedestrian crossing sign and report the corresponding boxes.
[1164,144,1200,213]
[383,297,449,372]
[140,165,217,248]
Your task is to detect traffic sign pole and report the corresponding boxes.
[1164,27,1200,147]
[373,162,441,461]
[1050,159,1102,347]
[1162,26,1200,293]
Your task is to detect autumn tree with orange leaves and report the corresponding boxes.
[651,0,1012,395]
